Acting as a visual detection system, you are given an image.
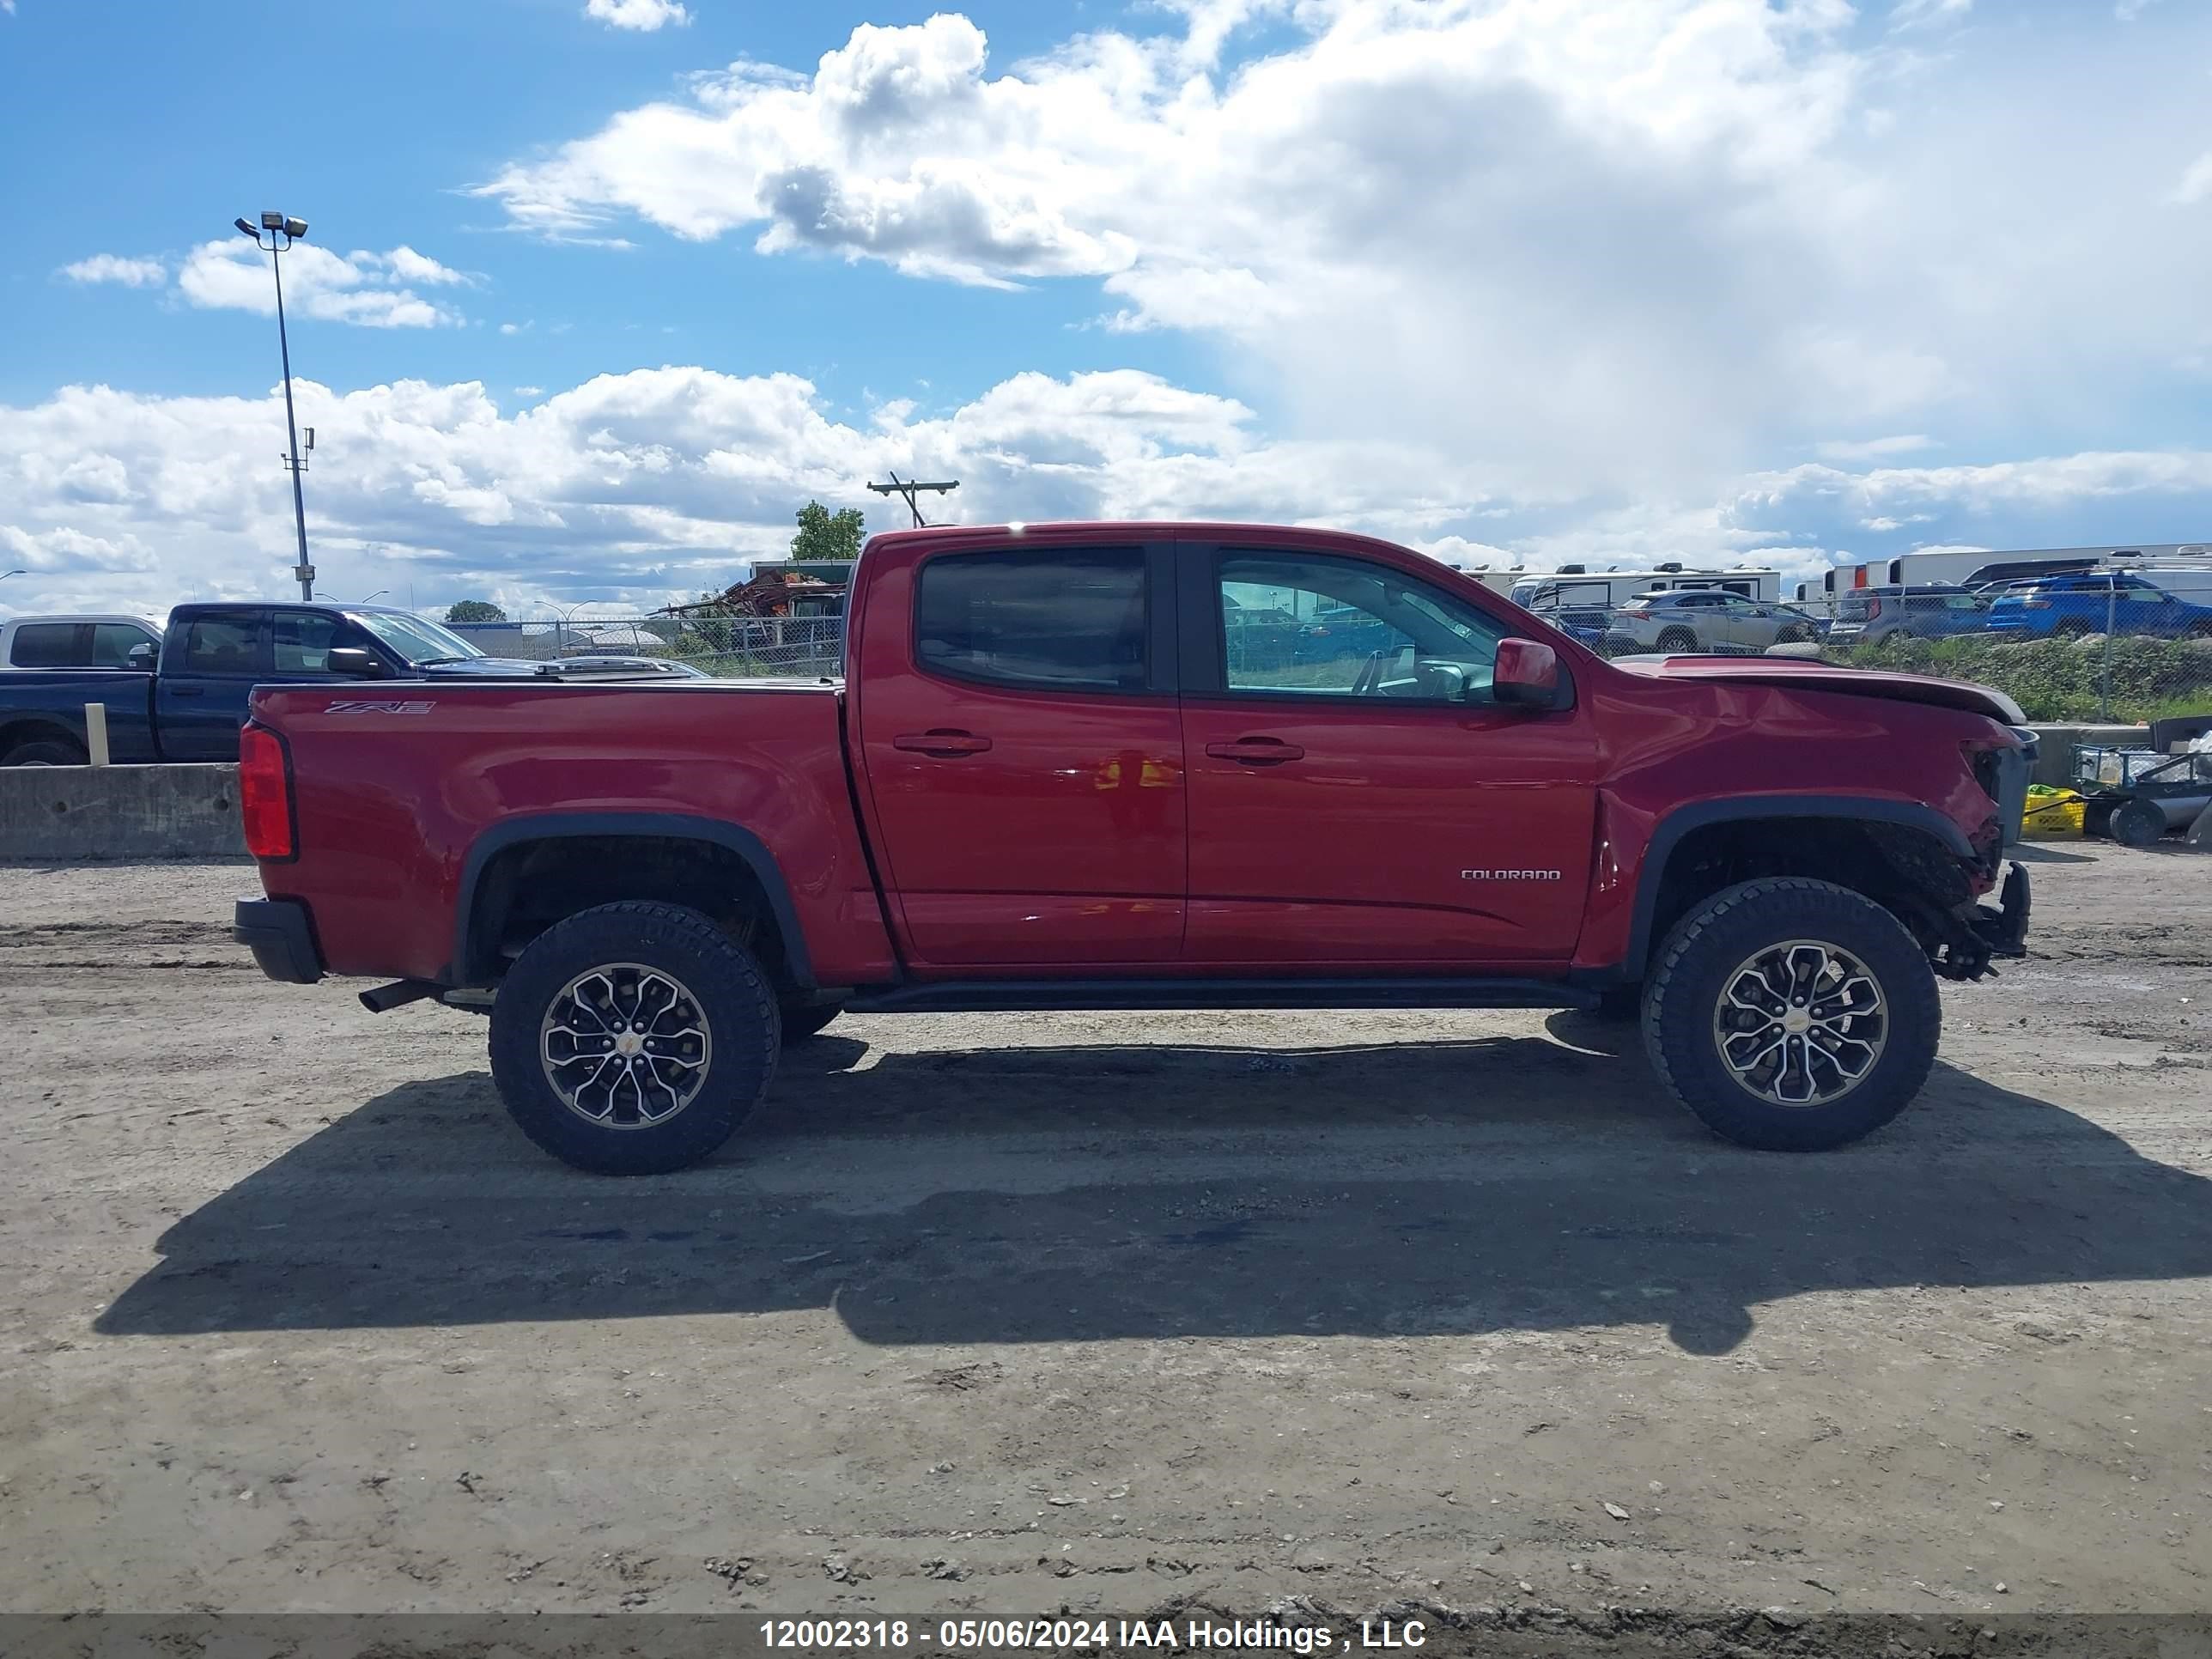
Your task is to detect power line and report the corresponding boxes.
[866,471,959,528]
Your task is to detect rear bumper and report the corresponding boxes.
[233,897,324,985]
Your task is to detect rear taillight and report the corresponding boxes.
[239,724,295,861]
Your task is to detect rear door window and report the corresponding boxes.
[915,548,1150,692]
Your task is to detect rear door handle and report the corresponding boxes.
[170,686,205,698]
[893,729,993,757]
[1206,737,1304,764]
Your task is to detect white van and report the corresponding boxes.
[0,613,166,670]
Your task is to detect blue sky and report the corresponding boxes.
[3,0,2209,617]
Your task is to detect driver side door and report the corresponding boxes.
[1178,542,1600,968]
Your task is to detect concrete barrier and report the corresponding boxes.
[0,763,246,860]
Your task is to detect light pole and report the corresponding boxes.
[0,569,25,581]
[234,211,315,600]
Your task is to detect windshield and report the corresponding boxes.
[348,611,486,663]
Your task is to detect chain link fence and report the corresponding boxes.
[1529,583,2212,724]
[444,613,846,678]
[436,579,2212,724]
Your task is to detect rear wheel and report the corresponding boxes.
[1655,627,1698,653]
[1643,878,1939,1152]
[3,738,87,766]
[488,901,779,1175]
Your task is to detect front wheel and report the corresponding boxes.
[489,901,780,1175]
[1642,878,1939,1152]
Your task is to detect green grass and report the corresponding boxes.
[1819,635,2212,724]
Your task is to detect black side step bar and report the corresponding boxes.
[845,978,1596,1016]
[359,979,441,1013]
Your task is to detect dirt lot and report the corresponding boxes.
[3,844,2209,1628]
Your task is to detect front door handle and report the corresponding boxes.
[1206,737,1304,764]
[893,729,993,757]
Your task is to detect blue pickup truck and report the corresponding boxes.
[0,601,720,766]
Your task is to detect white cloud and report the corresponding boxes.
[585,0,689,31]
[1889,0,1971,29]
[471,3,2212,510]
[58,254,168,288]
[2172,151,2212,206]
[1816,434,1936,461]
[173,241,472,328]
[5,365,2211,621]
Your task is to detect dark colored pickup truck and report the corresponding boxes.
[0,602,633,765]
[235,522,2033,1175]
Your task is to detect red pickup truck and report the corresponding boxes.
[234,522,2031,1175]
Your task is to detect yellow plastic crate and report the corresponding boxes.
[2021,786,2086,838]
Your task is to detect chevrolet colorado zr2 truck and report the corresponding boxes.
[233,522,2033,1175]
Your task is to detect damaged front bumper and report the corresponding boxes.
[1931,860,2031,981]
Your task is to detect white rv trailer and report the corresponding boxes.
[1794,542,2212,602]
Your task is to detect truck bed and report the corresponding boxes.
[252,676,894,987]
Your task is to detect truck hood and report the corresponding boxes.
[1610,654,2027,725]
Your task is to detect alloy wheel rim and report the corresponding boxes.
[540,963,712,1129]
[1711,939,1887,1108]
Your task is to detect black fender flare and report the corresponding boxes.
[1609,795,1976,982]
[450,811,814,989]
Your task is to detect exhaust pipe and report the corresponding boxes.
[359,979,440,1014]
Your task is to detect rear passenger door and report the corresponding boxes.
[853,541,1187,967]
[156,611,265,760]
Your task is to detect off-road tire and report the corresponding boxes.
[1641,878,1940,1152]
[489,901,779,1175]
[3,738,88,767]
[2108,798,2167,848]
[781,1002,843,1043]
[1655,627,1698,653]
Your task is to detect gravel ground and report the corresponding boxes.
[2,844,2209,1626]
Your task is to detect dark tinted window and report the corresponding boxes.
[89,623,155,665]
[8,623,83,667]
[915,549,1147,692]
[182,617,260,674]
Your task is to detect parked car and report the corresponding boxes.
[1,613,165,671]
[1826,584,1991,646]
[236,520,2031,1176]
[1601,591,1827,655]
[0,602,599,765]
[1982,574,2212,640]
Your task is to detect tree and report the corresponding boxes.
[790,500,866,562]
[446,599,507,623]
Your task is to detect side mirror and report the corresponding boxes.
[1492,638,1561,709]
[325,647,386,679]
[126,641,157,668]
